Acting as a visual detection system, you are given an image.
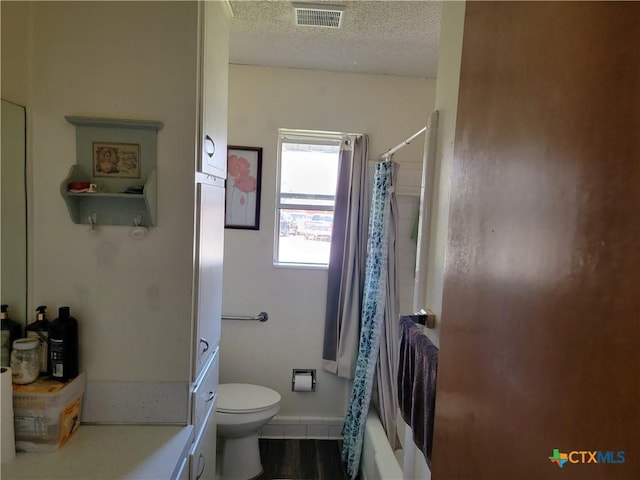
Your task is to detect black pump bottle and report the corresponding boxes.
[1,304,22,367]
[49,306,79,381]
[26,305,52,375]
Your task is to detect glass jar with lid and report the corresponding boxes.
[11,338,40,384]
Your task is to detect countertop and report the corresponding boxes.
[1,424,194,479]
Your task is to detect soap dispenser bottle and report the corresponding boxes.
[49,306,79,381]
[26,306,52,375]
[1,304,22,367]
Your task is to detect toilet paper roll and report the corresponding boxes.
[1,367,16,463]
[293,373,314,392]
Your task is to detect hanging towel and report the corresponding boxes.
[397,315,438,467]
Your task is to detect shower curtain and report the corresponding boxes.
[375,160,399,451]
[342,159,398,479]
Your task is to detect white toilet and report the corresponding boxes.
[216,383,281,480]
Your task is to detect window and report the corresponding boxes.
[275,130,342,266]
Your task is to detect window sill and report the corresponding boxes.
[273,262,329,270]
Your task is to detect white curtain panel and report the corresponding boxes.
[322,135,370,379]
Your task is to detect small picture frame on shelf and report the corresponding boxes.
[225,146,262,230]
[93,142,141,178]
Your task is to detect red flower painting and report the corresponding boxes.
[234,175,257,193]
[226,147,262,229]
[228,154,251,180]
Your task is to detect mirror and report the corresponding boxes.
[1,99,27,327]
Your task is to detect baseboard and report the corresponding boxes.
[259,415,344,439]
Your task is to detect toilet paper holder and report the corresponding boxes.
[291,369,316,392]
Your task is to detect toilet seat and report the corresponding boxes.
[217,383,281,414]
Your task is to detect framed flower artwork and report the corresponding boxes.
[225,146,262,229]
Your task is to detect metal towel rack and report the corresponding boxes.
[222,311,269,322]
[404,309,436,329]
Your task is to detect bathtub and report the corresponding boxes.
[360,408,403,480]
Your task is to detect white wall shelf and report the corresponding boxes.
[61,116,163,226]
[60,165,157,226]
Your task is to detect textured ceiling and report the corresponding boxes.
[228,0,442,78]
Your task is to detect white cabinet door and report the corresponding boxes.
[189,397,217,480]
[192,347,219,439]
[198,0,230,178]
[193,180,224,379]
[175,456,189,480]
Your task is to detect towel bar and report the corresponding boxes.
[406,309,436,329]
[222,311,269,322]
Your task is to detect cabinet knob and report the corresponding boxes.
[199,338,210,356]
[196,452,206,479]
[204,135,215,158]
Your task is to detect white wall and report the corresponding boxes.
[423,1,466,348]
[223,65,435,417]
[5,0,438,420]
[26,1,198,382]
[1,1,29,106]
[399,3,467,477]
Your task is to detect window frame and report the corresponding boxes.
[274,129,344,267]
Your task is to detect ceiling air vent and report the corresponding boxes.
[293,3,344,28]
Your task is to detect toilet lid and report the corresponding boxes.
[217,383,281,413]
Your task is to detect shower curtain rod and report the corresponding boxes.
[381,126,428,159]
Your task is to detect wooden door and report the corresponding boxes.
[432,2,639,479]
